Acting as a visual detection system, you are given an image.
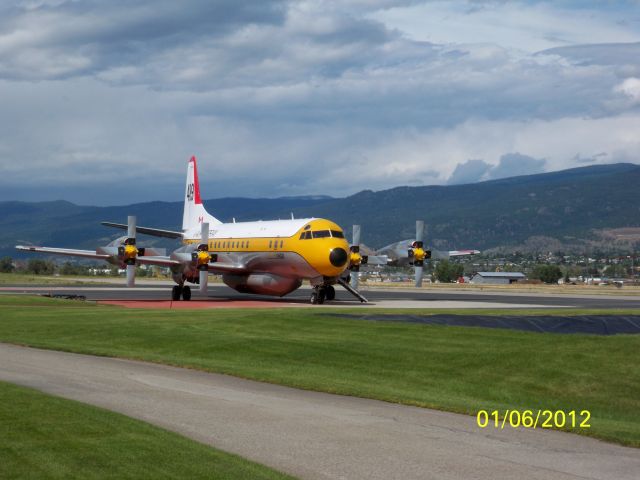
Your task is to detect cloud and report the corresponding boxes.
[447,159,492,184]
[615,77,640,104]
[488,153,546,180]
[447,153,546,185]
[0,1,639,204]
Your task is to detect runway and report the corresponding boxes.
[3,283,640,309]
[1,343,638,480]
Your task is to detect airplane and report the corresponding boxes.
[16,156,367,305]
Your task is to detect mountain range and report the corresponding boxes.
[2,163,640,258]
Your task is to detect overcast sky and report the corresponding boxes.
[1,0,640,205]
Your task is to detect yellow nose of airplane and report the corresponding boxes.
[297,219,351,277]
[312,242,349,277]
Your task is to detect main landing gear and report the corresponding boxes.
[310,285,335,304]
[171,285,191,301]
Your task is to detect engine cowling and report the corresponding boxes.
[222,273,302,297]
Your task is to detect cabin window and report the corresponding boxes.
[299,231,312,240]
[269,240,272,248]
[312,230,331,238]
[304,224,311,230]
[330,230,344,238]
[280,240,283,248]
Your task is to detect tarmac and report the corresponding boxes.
[3,283,640,309]
[2,343,639,480]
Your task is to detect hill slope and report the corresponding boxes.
[2,163,639,257]
[291,163,640,250]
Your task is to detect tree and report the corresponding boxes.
[434,260,464,283]
[531,265,562,284]
[0,257,14,273]
[26,259,55,275]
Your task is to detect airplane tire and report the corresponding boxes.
[317,289,326,305]
[310,291,319,305]
[182,285,192,301]
[325,285,335,301]
[171,285,181,301]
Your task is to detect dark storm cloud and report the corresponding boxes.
[0,0,287,80]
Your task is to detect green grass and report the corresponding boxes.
[0,380,293,480]
[0,296,639,447]
[0,272,112,285]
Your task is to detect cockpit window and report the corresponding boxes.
[312,230,331,238]
[330,230,344,238]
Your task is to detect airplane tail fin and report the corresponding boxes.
[182,156,222,232]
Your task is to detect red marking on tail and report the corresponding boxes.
[189,156,202,205]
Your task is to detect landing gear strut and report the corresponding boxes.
[310,286,325,305]
[171,285,192,301]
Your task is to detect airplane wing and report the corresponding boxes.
[16,245,110,260]
[101,222,183,239]
[448,250,480,257]
[365,255,389,265]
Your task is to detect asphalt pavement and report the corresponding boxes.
[2,344,639,480]
[3,283,640,309]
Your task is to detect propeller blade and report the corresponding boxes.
[126,215,137,287]
[350,224,361,289]
[201,222,208,244]
[199,269,208,293]
[352,224,361,246]
[414,220,425,287]
[199,222,209,294]
[416,220,424,243]
[415,265,424,288]
[351,271,359,290]
[127,215,137,239]
[126,264,136,288]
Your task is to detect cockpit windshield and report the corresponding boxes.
[299,229,345,240]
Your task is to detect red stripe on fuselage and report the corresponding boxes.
[189,156,202,205]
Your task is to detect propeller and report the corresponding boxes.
[408,220,431,287]
[117,215,138,287]
[192,222,211,293]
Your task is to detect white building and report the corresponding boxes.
[470,272,526,285]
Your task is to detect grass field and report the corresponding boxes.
[0,272,113,285]
[0,380,292,479]
[0,295,639,447]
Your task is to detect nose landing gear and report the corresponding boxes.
[310,285,335,304]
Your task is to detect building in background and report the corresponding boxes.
[470,272,526,285]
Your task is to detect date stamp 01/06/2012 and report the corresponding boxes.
[477,410,591,430]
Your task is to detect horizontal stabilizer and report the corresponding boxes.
[101,222,183,239]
